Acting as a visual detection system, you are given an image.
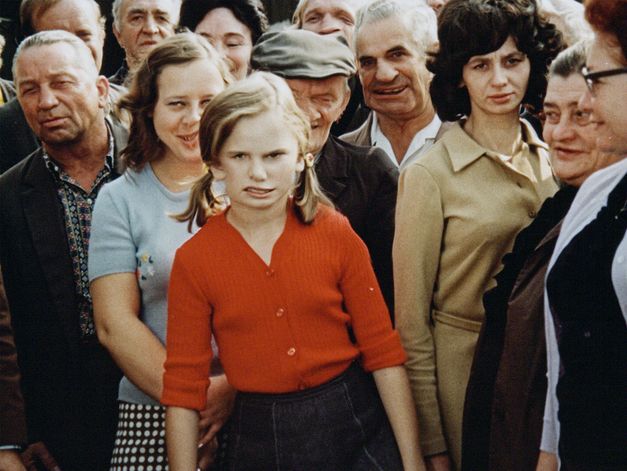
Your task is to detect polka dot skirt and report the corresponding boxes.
[109,401,168,471]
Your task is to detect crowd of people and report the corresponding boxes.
[0,0,624,470]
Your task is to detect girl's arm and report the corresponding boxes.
[166,406,200,471]
[92,273,165,400]
[373,366,426,471]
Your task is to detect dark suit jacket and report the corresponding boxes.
[316,135,398,316]
[0,270,27,447]
[0,120,128,471]
[0,97,39,174]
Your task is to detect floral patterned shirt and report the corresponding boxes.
[43,130,116,338]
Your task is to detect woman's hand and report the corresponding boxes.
[198,374,235,447]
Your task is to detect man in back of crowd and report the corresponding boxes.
[341,0,450,170]
[0,30,127,471]
[292,0,369,134]
[252,28,398,314]
[110,0,181,86]
[0,0,111,173]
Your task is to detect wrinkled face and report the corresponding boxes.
[212,109,305,214]
[32,0,105,70]
[152,59,225,166]
[300,0,357,45]
[114,0,178,69]
[356,15,431,123]
[15,43,107,147]
[286,76,349,155]
[195,8,252,81]
[461,36,530,119]
[542,74,610,187]
[579,33,627,155]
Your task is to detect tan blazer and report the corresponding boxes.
[393,120,557,469]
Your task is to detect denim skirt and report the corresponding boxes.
[223,362,403,470]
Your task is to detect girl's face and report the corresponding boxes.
[211,109,305,213]
[152,59,225,166]
[195,8,253,81]
[461,36,530,119]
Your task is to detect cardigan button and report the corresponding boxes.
[287,347,296,356]
[528,210,537,218]
[276,308,285,317]
[266,269,274,277]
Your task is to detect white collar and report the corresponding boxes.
[370,113,442,168]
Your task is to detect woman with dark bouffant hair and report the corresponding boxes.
[393,1,563,469]
[179,0,268,81]
[88,33,232,470]
[540,1,627,470]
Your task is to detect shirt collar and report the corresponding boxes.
[370,112,442,167]
[444,118,548,173]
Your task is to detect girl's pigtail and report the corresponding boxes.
[295,153,333,224]
[174,168,220,231]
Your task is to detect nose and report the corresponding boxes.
[578,88,596,120]
[552,115,576,142]
[38,85,59,110]
[490,63,507,87]
[374,60,398,83]
[142,14,159,34]
[248,157,267,181]
[318,16,341,35]
[183,102,203,125]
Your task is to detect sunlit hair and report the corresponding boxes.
[12,29,98,80]
[353,0,437,55]
[548,40,589,79]
[585,0,627,64]
[117,33,232,170]
[20,0,105,37]
[177,71,333,229]
[428,0,564,121]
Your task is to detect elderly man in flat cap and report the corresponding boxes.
[252,29,398,315]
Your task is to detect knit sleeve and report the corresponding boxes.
[162,246,213,410]
[393,163,447,455]
[88,183,136,282]
[336,215,407,372]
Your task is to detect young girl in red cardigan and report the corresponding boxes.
[162,72,425,471]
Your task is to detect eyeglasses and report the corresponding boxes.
[581,65,627,95]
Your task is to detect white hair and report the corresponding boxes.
[354,0,437,54]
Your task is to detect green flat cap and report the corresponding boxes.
[252,29,356,79]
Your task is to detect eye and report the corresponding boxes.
[52,80,73,88]
[574,109,591,126]
[472,62,487,71]
[266,152,284,159]
[506,56,524,66]
[230,153,246,160]
[340,15,354,25]
[304,14,320,24]
[201,97,213,107]
[167,100,185,107]
[359,58,375,68]
[130,14,144,24]
[157,15,170,24]
[226,41,243,48]
[541,110,560,124]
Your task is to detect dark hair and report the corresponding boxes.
[585,0,627,64]
[428,0,564,121]
[179,0,269,44]
[118,33,231,170]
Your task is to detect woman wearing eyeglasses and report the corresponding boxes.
[462,41,621,471]
[540,1,627,470]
